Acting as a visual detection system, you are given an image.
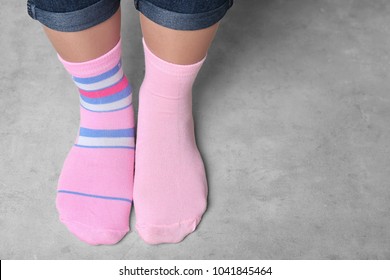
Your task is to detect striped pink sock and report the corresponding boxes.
[56,39,134,245]
[133,39,208,244]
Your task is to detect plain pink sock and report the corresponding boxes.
[133,39,208,244]
[56,39,135,245]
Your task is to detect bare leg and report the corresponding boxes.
[140,13,219,65]
[43,8,121,62]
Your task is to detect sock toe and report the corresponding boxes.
[135,217,201,245]
[61,218,129,245]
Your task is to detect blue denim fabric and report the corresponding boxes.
[134,0,233,30]
[30,0,102,13]
[27,0,120,32]
[27,0,233,32]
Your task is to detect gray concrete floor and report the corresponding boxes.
[1,0,390,259]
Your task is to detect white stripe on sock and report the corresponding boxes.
[77,136,135,147]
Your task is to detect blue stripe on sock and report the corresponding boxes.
[79,85,131,104]
[74,144,135,149]
[72,61,121,84]
[58,189,132,203]
[77,76,125,93]
[79,127,135,138]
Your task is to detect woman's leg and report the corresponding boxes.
[27,1,135,245]
[43,8,121,62]
[140,13,219,65]
[133,0,233,244]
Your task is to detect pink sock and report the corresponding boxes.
[56,39,135,245]
[133,39,208,244]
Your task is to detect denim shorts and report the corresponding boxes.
[27,0,234,32]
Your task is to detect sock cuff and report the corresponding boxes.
[142,38,206,77]
[58,38,122,78]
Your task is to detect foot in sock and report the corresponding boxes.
[56,39,135,245]
[133,39,208,244]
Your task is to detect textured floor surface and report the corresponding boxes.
[1,0,390,259]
